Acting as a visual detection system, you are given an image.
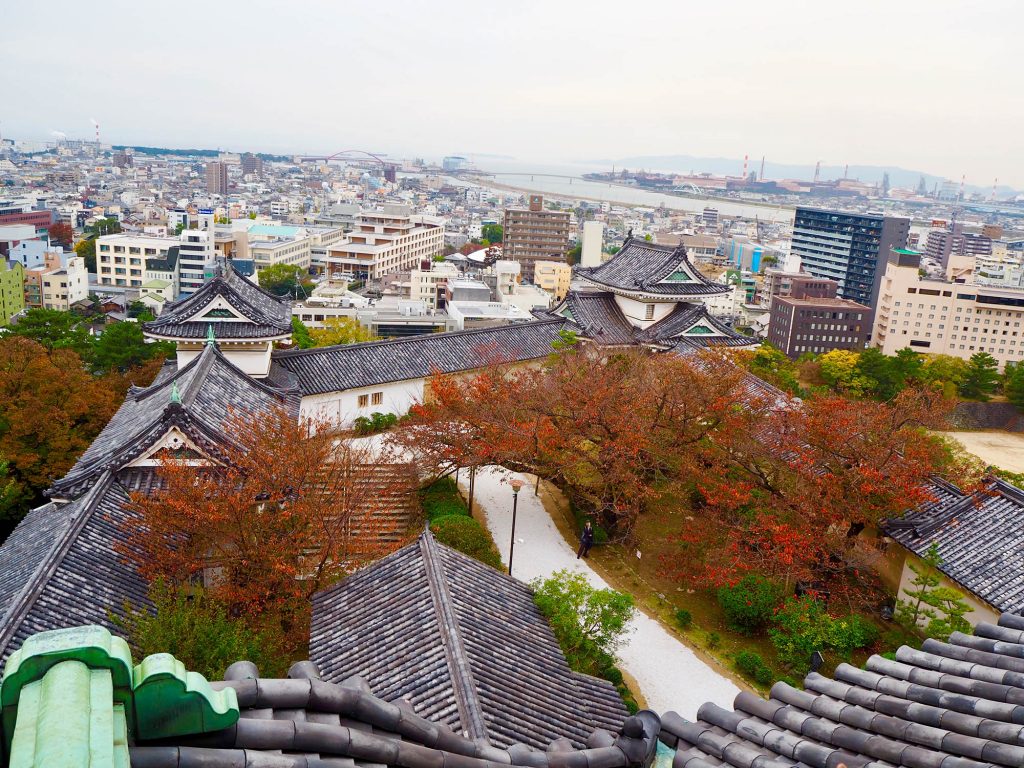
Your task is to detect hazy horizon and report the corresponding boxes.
[2,0,1020,186]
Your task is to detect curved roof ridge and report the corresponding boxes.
[273,317,570,360]
[419,530,490,742]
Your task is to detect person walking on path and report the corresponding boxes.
[577,520,595,559]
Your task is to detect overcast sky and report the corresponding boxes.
[2,0,1021,185]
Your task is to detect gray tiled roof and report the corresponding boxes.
[885,478,1024,614]
[144,261,292,340]
[274,319,574,396]
[635,304,756,348]
[545,293,756,349]
[576,236,728,298]
[51,344,301,498]
[130,661,660,768]
[0,473,149,664]
[310,531,628,750]
[661,611,1024,768]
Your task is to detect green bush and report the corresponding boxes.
[707,631,721,649]
[420,477,469,522]
[430,515,502,569]
[769,596,880,670]
[735,650,775,686]
[593,524,609,546]
[674,608,693,630]
[735,650,763,677]
[113,580,289,680]
[353,411,399,436]
[717,574,783,635]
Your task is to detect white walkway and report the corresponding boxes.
[460,465,740,719]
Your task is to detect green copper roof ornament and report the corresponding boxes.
[0,625,239,768]
[169,381,182,405]
[206,323,216,347]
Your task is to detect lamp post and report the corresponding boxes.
[508,477,524,576]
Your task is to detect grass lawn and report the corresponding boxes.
[538,480,913,693]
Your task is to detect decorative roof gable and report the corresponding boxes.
[576,236,728,298]
[50,345,301,499]
[143,262,292,341]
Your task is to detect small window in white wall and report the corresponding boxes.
[645,304,655,320]
[372,392,383,406]
[358,394,369,408]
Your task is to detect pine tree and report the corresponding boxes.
[1004,362,1024,410]
[960,352,1000,401]
[895,542,972,640]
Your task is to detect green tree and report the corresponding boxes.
[9,308,95,360]
[290,316,315,349]
[745,343,801,395]
[114,580,289,681]
[855,347,902,400]
[566,243,583,266]
[308,317,374,347]
[92,321,171,373]
[85,218,122,237]
[481,223,503,243]
[258,264,313,297]
[74,238,97,273]
[960,352,1000,400]
[1004,362,1024,410]
[818,349,874,396]
[894,542,971,640]
[530,569,634,676]
[921,354,969,391]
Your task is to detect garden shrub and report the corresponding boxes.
[114,580,289,680]
[353,411,398,436]
[717,574,783,634]
[430,515,502,569]
[420,477,468,522]
[674,608,693,630]
[769,596,879,670]
[707,631,721,649]
[735,650,775,686]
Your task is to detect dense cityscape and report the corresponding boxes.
[2,3,1024,768]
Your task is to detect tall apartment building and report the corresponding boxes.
[790,207,909,324]
[925,225,992,268]
[502,195,571,281]
[97,224,213,294]
[23,249,87,310]
[206,161,229,195]
[324,205,445,281]
[767,295,871,358]
[241,153,263,177]
[873,248,1024,369]
[96,233,176,289]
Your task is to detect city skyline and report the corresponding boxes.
[1,0,1021,186]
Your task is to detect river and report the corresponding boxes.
[442,159,795,223]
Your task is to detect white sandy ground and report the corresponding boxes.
[459,465,740,719]
[943,430,1024,474]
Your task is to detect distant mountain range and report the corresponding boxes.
[601,155,1017,197]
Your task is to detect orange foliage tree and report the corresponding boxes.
[123,406,409,645]
[394,341,976,603]
[0,336,149,528]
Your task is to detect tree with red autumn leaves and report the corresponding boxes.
[123,406,412,647]
[47,221,75,248]
[395,342,980,604]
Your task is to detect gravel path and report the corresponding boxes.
[460,465,740,718]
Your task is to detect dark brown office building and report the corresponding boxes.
[767,296,871,358]
[502,195,571,281]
